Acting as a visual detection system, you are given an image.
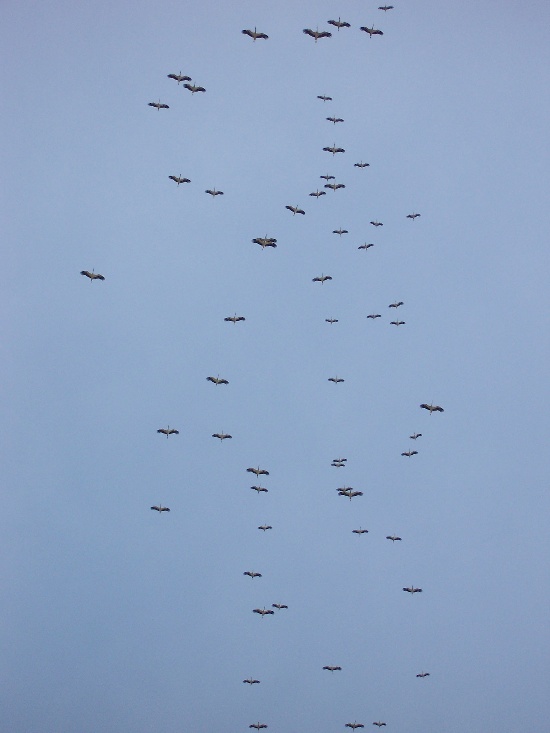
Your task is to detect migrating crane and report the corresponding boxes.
[370,220,383,227]
[148,100,169,110]
[252,608,274,618]
[390,320,405,326]
[80,270,105,281]
[338,488,363,501]
[386,535,402,542]
[250,724,268,731]
[310,189,327,197]
[205,188,224,196]
[252,236,277,249]
[167,72,191,83]
[325,318,339,324]
[420,403,444,414]
[286,204,305,215]
[361,25,384,37]
[354,161,370,168]
[244,571,262,579]
[224,314,245,323]
[328,376,344,383]
[379,5,394,10]
[352,528,369,535]
[416,671,430,678]
[247,467,269,477]
[333,228,348,235]
[328,18,351,31]
[346,723,364,730]
[242,27,268,41]
[403,586,423,594]
[151,505,170,513]
[323,143,345,155]
[157,426,179,438]
[258,524,272,531]
[313,274,332,284]
[325,182,345,191]
[243,678,260,684]
[206,375,228,385]
[320,174,335,181]
[389,301,404,308]
[272,603,288,610]
[323,665,342,672]
[169,175,191,185]
[358,243,374,251]
[183,82,206,94]
[251,485,268,494]
[373,723,387,728]
[327,116,344,124]
[212,432,232,441]
[401,450,418,457]
[317,95,332,102]
[410,432,422,440]
[367,313,382,319]
[406,212,421,219]
[303,28,332,42]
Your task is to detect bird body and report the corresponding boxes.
[338,488,363,500]
[312,274,332,284]
[212,432,232,441]
[80,270,105,281]
[242,28,268,41]
[303,28,332,42]
[169,175,191,185]
[250,724,268,730]
[286,204,305,215]
[157,426,179,438]
[420,403,444,413]
[151,505,170,512]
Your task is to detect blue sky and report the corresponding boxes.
[2,1,550,731]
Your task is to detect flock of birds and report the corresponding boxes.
[80,6,446,730]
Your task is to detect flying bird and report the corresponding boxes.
[323,666,342,672]
[406,212,421,219]
[403,586,423,594]
[346,723,364,730]
[358,243,374,251]
[258,524,272,531]
[331,460,346,468]
[242,27,268,41]
[148,100,169,110]
[416,671,430,678]
[310,189,327,197]
[169,175,191,185]
[390,320,405,326]
[372,723,387,728]
[420,403,444,413]
[354,161,370,168]
[327,116,344,124]
[367,313,382,319]
[333,228,348,235]
[386,535,402,542]
[370,220,383,227]
[224,314,245,323]
[272,603,288,610]
[286,204,305,215]
[320,174,335,181]
[80,270,105,281]
[183,82,206,94]
[328,18,350,31]
[328,376,344,383]
[243,678,260,684]
[167,72,191,83]
[338,488,363,501]
[312,274,332,284]
[323,143,345,155]
[205,188,224,196]
[212,432,232,441]
[325,318,339,324]
[247,467,269,477]
[157,426,179,438]
[379,5,394,10]
[244,571,262,579]
[401,449,418,457]
[151,505,170,512]
[303,28,332,42]
[352,528,369,535]
[325,183,345,191]
[389,301,404,308]
[206,375,229,385]
[252,608,274,617]
[251,485,268,494]
[333,457,347,463]
[410,433,422,440]
[249,724,268,730]
[317,95,332,102]
[361,25,384,37]
[252,236,277,249]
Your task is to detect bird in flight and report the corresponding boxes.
[183,82,206,94]
[157,426,179,438]
[420,403,444,414]
[242,27,268,41]
[167,72,191,84]
[252,236,277,249]
[312,274,332,284]
[352,528,369,535]
[372,723,387,728]
[286,204,305,215]
[303,28,332,42]
[333,228,348,235]
[327,116,344,124]
[401,449,418,457]
[346,723,364,730]
[252,608,274,617]
[370,220,383,227]
[258,524,272,531]
[310,189,327,197]
[206,375,229,385]
[247,466,269,477]
[151,505,170,513]
[317,95,332,102]
[416,671,430,678]
[212,432,232,441]
[389,301,404,308]
[338,488,363,501]
[243,571,262,579]
[169,175,191,185]
[328,18,351,31]
[325,318,339,324]
[358,243,374,251]
[390,320,405,326]
[80,270,105,281]
[250,485,268,494]
[403,586,423,594]
[406,212,421,219]
[323,665,342,672]
[367,313,382,319]
[328,376,344,383]
[148,100,169,110]
[272,603,288,610]
[224,314,245,324]
[325,183,345,191]
[331,460,346,468]
[410,432,422,440]
[379,5,394,10]
[205,188,224,196]
[250,724,268,730]
[243,678,260,684]
[323,143,345,155]
[386,535,402,542]
[354,161,370,168]
[320,174,335,181]
[361,25,384,37]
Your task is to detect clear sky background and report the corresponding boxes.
[2,1,550,731]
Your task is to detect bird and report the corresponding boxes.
[372,723,387,728]
[148,100,169,110]
[252,236,277,249]
[367,313,382,319]
[312,274,332,284]
[401,449,418,457]
[386,535,402,542]
[333,228,348,235]
[410,432,422,440]
[242,27,268,41]
[403,586,423,594]
[407,212,421,219]
[286,204,305,215]
[354,161,370,168]
[346,723,364,730]
[247,467,269,477]
[420,403,444,414]
[325,183,345,191]
[323,143,345,155]
[378,5,394,10]
[157,426,179,438]
[317,95,332,102]
[169,175,191,185]
[167,72,191,83]
[243,678,260,684]
[272,603,288,610]
[390,320,405,326]
[244,571,262,579]
[249,724,268,730]
[338,488,363,501]
[151,505,170,512]
[258,524,272,531]
[205,188,224,196]
[352,528,369,535]
[327,116,344,124]
[328,376,344,383]
[331,461,346,468]
[183,82,206,93]
[370,220,383,226]
[252,608,274,617]
[416,671,430,678]
[325,318,339,324]
[80,270,105,281]
[310,190,327,197]
[224,314,245,323]
[328,18,351,31]
[212,432,232,441]
[333,457,347,463]
[323,665,342,672]
[361,25,384,37]
[389,301,404,308]
[206,375,228,385]
[251,485,268,494]
[358,243,374,251]
[320,174,335,181]
[303,28,332,42]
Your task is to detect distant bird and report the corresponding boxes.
[390,320,405,326]
[328,18,351,31]
[151,505,170,512]
[386,535,402,542]
[325,183,345,191]
[272,603,288,610]
[251,485,268,494]
[205,188,224,196]
[167,72,191,84]
[258,524,272,531]
[212,432,232,441]
[252,608,274,617]
[80,270,105,281]
[367,313,382,319]
[358,243,374,251]
[328,376,344,383]
[317,95,332,102]
[323,143,345,155]
[310,189,327,197]
[157,426,179,438]
[361,25,384,37]
[207,375,229,385]
[312,274,332,284]
[247,467,270,477]
[243,678,260,684]
[303,28,332,42]
[183,82,206,94]
[148,100,169,110]
[401,450,418,457]
[333,228,348,235]
[325,318,339,324]
[320,174,335,181]
[242,27,268,41]
[333,457,347,463]
[169,175,191,185]
[244,571,262,579]
[406,212,421,219]
[420,403,444,414]
[372,723,387,728]
[403,586,423,594]
[252,236,277,249]
[346,723,364,730]
[354,161,370,168]
[323,665,342,672]
[327,116,344,124]
[286,204,305,215]
[331,461,345,468]
[379,5,394,10]
[224,314,245,323]
[249,724,268,730]
[416,671,430,678]
[370,220,383,227]
[338,488,363,501]
[389,301,404,308]
[410,432,422,440]
[352,528,369,535]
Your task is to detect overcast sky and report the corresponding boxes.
[2,1,550,732]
